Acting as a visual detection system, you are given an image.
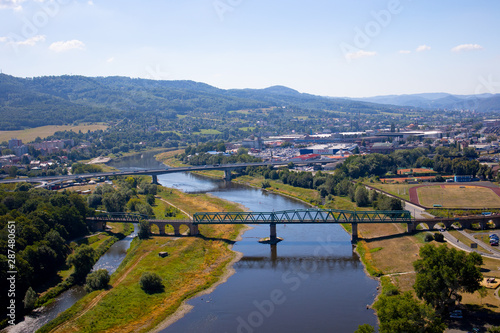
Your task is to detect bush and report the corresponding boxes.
[424,233,434,242]
[434,232,444,242]
[140,272,164,294]
[85,269,110,292]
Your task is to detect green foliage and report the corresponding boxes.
[71,163,103,174]
[139,272,164,294]
[354,186,369,207]
[354,324,375,333]
[413,244,483,313]
[487,326,500,333]
[23,287,38,312]
[164,205,180,217]
[261,181,271,189]
[146,194,155,206]
[85,269,110,292]
[433,232,444,242]
[66,244,96,283]
[138,220,150,239]
[373,292,445,333]
[424,233,434,242]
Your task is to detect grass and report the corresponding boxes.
[0,123,108,143]
[41,187,245,333]
[195,129,222,135]
[239,127,256,132]
[418,186,500,208]
[367,183,416,201]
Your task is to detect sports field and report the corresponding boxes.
[416,185,500,208]
[0,123,108,143]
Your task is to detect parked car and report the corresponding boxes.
[450,309,463,319]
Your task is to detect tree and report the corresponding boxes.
[354,186,369,207]
[85,269,110,292]
[373,292,445,333]
[413,244,483,314]
[9,166,18,178]
[23,287,38,312]
[354,324,375,333]
[66,244,96,283]
[140,272,164,294]
[138,220,150,239]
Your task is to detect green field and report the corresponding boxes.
[367,183,416,201]
[0,123,108,143]
[418,186,500,208]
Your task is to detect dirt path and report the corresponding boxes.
[157,197,192,219]
[51,252,149,333]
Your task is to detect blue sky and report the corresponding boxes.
[0,0,499,97]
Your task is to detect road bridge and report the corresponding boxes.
[0,160,327,187]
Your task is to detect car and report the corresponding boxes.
[449,309,463,319]
[489,234,498,239]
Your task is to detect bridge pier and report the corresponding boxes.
[190,224,199,236]
[157,223,165,236]
[351,222,358,242]
[224,169,232,182]
[270,223,277,240]
[151,174,159,185]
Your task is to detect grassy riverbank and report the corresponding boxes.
[40,189,245,333]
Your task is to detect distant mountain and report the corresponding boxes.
[0,74,405,130]
[349,93,500,111]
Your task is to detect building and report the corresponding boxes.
[289,154,321,162]
[299,143,358,155]
[370,142,395,154]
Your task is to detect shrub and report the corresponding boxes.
[424,233,434,242]
[140,272,164,294]
[85,269,110,292]
[434,232,444,242]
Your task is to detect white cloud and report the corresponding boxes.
[0,0,25,11]
[399,50,411,54]
[451,43,483,53]
[49,40,85,52]
[88,0,93,5]
[345,50,377,60]
[13,34,46,46]
[0,36,8,43]
[416,45,431,52]
[106,57,115,63]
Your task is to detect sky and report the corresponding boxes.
[0,0,499,97]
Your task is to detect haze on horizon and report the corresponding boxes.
[0,0,499,98]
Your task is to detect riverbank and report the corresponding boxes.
[39,187,248,333]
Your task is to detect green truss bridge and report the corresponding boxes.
[193,209,412,242]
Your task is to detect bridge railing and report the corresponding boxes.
[193,208,412,224]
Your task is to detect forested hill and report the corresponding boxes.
[0,74,403,130]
